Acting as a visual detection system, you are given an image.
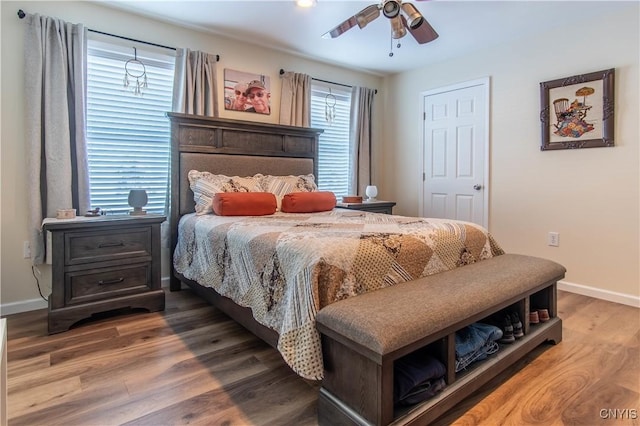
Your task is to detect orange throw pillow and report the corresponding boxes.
[212,192,277,216]
[281,191,336,213]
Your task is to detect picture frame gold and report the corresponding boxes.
[540,68,614,151]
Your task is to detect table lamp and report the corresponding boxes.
[365,185,378,202]
[128,189,148,215]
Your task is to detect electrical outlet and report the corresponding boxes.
[548,232,559,247]
[23,240,31,259]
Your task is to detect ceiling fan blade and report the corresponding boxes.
[322,4,380,39]
[322,16,357,39]
[402,15,439,44]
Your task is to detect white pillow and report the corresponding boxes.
[188,170,263,215]
[259,174,317,211]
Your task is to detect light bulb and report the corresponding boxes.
[296,0,316,7]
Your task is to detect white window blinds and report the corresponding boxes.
[310,82,352,198]
[86,38,175,215]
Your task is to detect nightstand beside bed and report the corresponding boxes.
[42,214,165,334]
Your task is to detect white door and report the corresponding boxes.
[420,78,489,227]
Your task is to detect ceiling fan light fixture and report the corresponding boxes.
[295,0,317,7]
[321,0,438,52]
[382,0,401,19]
[390,15,406,39]
[356,4,381,29]
[401,3,424,29]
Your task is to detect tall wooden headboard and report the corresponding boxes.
[167,112,323,290]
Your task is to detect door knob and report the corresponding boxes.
[473,184,482,191]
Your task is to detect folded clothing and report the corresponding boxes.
[455,322,503,358]
[398,377,447,406]
[455,341,500,372]
[394,348,446,406]
[454,322,503,373]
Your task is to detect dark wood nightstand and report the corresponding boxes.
[43,214,166,334]
[336,200,396,215]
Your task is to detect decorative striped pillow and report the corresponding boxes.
[259,174,317,211]
[188,170,263,215]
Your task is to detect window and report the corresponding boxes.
[86,38,175,215]
[310,82,352,198]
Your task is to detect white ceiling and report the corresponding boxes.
[101,1,631,76]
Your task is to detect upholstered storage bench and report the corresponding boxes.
[315,254,565,425]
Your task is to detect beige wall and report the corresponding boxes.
[382,5,639,300]
[0,1,383,309]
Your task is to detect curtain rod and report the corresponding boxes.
[17,9,220,62]
[279,69,376,94]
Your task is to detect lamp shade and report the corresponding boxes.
[390,15,407,39]
[365,185,378,201]
[401,3,424,29]
[128,189,148,215]
[356,5,381,29]
[382,0,401,18]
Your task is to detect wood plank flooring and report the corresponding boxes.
[5,289,639,425]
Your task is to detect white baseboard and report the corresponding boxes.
[1,276,173,317]
[0,298,48,316]
[558,280,640,308]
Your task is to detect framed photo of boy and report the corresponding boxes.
[539,68,614,151]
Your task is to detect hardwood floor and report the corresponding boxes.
[5,289,639,425]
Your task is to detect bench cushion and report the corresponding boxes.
[316,254,565,356]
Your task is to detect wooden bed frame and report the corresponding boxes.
[167,112,323,350]
[167,113,564,425]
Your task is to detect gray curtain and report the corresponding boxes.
[279,71,311,127]
[172,48,218,117]
[24,14,90,265]
[165,48,218,247]
[349,86,375,196]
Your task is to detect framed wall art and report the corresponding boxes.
[224,69,271,115]
[539,68,614,151]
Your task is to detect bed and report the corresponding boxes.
[168,113,504,381]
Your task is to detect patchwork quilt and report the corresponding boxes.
[174,209,504,380]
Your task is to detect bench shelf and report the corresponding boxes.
[391,317,561,424]
[316,255,565,426]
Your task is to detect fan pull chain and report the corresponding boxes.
[389,27,401,57]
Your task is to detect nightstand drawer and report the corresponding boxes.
[337,201,396,215]
[65,226,152,265]
[66,263,152,305]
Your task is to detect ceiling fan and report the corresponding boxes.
[322,0,438,52]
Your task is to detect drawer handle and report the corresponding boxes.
[98,241,125,248]
[98,277,125,285]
